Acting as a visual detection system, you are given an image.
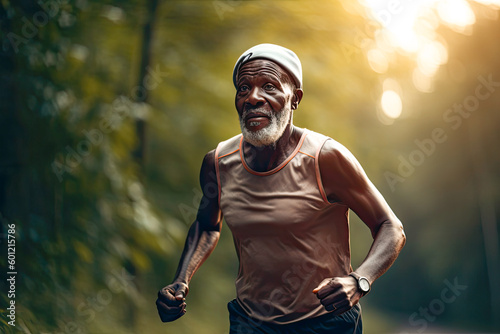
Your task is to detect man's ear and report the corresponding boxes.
[291,88,304,110]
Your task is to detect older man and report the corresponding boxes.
[156,44,406,333]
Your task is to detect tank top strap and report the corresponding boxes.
[298,129,333,204]
[299,129,331,157]
[215,134,242,210]
[216,133,242,159]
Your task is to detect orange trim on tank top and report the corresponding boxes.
[298,150,315,159]
[214,143,222,208]
[315,138,332,204]
[239,130,309,176]
[215,143,240,223]
[218,148,240,160]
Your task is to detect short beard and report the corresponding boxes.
[239,107,291,148]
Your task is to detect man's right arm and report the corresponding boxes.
[156,149,222,322]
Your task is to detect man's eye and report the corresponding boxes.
[239,85,249,92]
[264,84,275,91]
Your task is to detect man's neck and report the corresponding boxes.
[242,125,303,172]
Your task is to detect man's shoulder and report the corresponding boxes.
[218,133,242,146]
[301,129,345,156]
[302,129,357,168]
[305,129,330,143]
[312,132,361,177]
[215,133,242,158]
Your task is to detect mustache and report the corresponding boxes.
[241,107,272,119]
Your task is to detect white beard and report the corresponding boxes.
[239,107,291,147]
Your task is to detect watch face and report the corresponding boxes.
[359,278,370,292]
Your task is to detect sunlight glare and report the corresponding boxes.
[382,78,401,93]
[358,0,500,92]
[359,0,486,55]
[416,40,448,76]
[436,0,476,32]
[381,90,403,119]
[392,29,420,53]
[367,49,389,73]
[412,68,435,93]
[474,0,500,7]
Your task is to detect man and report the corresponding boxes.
[156,43,406,333]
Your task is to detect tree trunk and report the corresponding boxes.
[133,0,159,167]
[125,0,159,329]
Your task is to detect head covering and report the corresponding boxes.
[233,43,302,89]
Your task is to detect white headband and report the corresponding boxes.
[233,43,303,89]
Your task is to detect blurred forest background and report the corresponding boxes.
[1,0,499,333]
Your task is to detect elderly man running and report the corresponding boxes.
[156,43,406,333]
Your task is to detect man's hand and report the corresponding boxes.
[156,282,189,322]
[312,276,361,315]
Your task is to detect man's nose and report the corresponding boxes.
[245,87,265,107]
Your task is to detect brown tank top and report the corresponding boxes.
[215,128,352,324]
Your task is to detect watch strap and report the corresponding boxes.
[349,272,371,295]
[349,272,362,280]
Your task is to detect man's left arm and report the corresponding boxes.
[313,139,406,314]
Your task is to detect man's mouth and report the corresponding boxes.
[244,113,271,130]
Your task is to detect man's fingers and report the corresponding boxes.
[173,282,188,301]
[312,282,327,293]
[315,284,335,300]
[314,278,344,299]
[330,301,353,316]
[324,299,351,314]
[325,303,337,312]
[156,298,187,322]
[312,278,333,294]
[175,290,185,301]
[157,288,183,306]
[318,289,344,307]
[315,286,330,300]
[158,306,186,322]
[156,298,185,311]
[156,283,189,322]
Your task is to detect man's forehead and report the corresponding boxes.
[237,59,290,82]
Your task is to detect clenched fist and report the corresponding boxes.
[156,282,189,322]
[313,276,361,315]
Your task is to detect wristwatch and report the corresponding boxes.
[349,272,371,295]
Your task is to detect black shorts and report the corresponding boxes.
[228,299,362,334]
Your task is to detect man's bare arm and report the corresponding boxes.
[313,139,406,314]
[156,150,222,322]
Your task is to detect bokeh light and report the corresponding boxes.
[360,0,500,86]
[367,48,389,73]
[381,90,403,119]
[416,40,448,77]
[436,0,476,33]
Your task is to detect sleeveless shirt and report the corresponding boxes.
[215,128,352,324]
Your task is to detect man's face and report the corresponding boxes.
[235,59,297,147]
